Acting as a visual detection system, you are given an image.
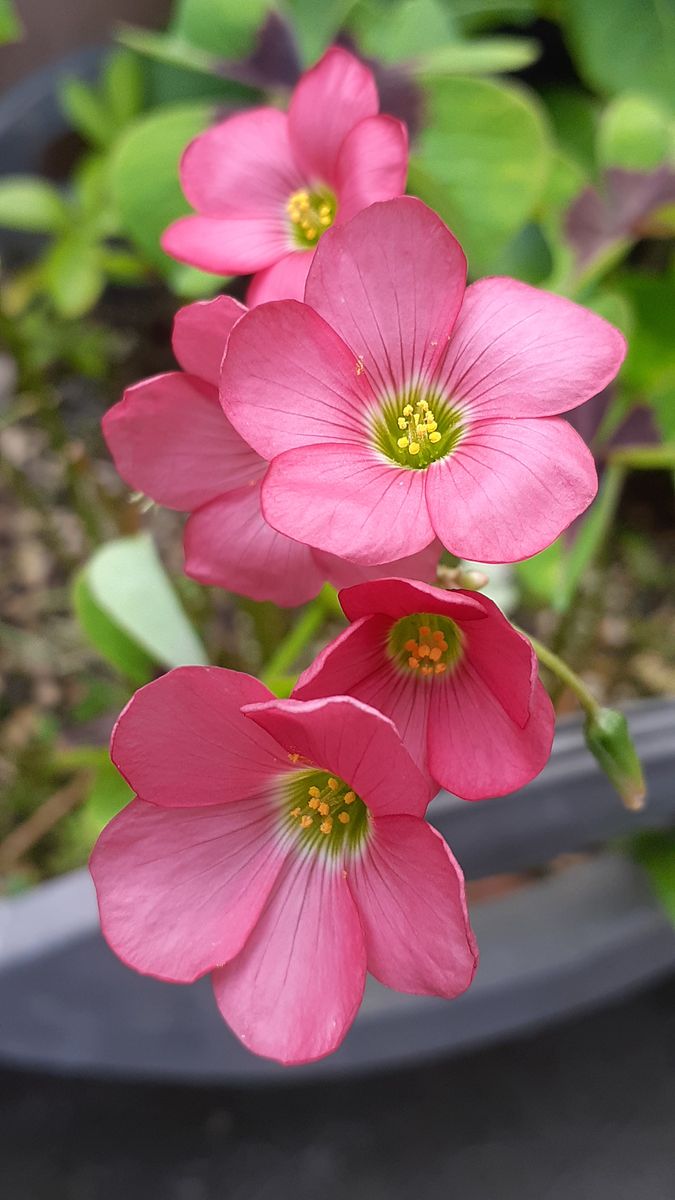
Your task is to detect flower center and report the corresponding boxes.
[285,770,369,856]
[388,612,464,679]
[286,187,336,249]
[373,389,464,469]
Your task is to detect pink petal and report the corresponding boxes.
[304,197,466,397]
[338,576,487,623]
[103,373,261,511]
[313,540,441,591]
[184,484,326,607]
[460,592,538,727]
[336,115,408,223]
[90,793,285,983]
[288,47,378,188]
[161,215,289,274]
[221,300,373,458]
[261,444,434,565]
[243,694,432,818]
[428,668,554,800]
[111,667,291,808]
[213,854,366,1064]
[425,417,598,562]
[179,108,301,216]
[172,296,247,385]
[437,277,626,420]
[347,816,478,997]
[246,250,314,306]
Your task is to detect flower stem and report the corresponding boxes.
[527,632,600,719]
[260,585,340,692]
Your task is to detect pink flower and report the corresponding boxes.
[294,577,555,800]
[90,667,477,1064]
[162,47,408,305]
[221,197,627,566]
[103,296,440,606]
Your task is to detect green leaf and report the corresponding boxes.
[515,539,564,606]
[633,832,675,923]
[81,534,208,671]
[59,78,115,147]
[0,0,21,44]
[86,756,134,831]
[102,49,145,128]
[0,177,68,232]
[556,464,627,613]
[172,0,268,57]
[541,87,599,174]
[413,36,540,77]
[117,26,221,77]
[42,237,105,318]
[348,0,456,63]
[619,272,675,397]
[111,102,225,294]
[286,0,359,62]
[408,76,550,274]
[73,572,156,686]
[597,94,671,171]
[563,0,675,113]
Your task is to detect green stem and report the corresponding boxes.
[260,585,339,690]
[607,444,675,471]
[527,632,600,720]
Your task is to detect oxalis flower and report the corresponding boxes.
[103,296,439,606]
[162,46,408,305]
[221,197,627,565]
[90,668,478,1065]
[294,577,555,800]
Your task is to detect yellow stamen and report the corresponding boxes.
[344,791,356,804]
[290,807,302,818]
[318,801,330,816]
[320,818,333,835]
[397,436,409,449]
[409,442,420,455]
[419,626,431,637]
[435,662,447,675]
[403,404,413,417]
[300,815,313,829]
[429,431,442,443]
[327,778,340,791]
[408,656,419,669]
[308,797,320,810]
[308,786,321,798]
[338,812,350,824]
[397,417,407,429]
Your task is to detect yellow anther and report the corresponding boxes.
[305,228,317,240]
[426,420,438,432]
[397,417,407,429]
[421,665,433,676]
[402,404,413,417]
[429,646,442,662]
[328,778,340,791]
[290,807,302,818]
[300,815,314,829]
[320,818,333,835]
[435,662,447,675]
[308,786,321,798]
[418,643,431,658]
[338,812,350,825]
[318,801,330,816]
[409,442,420,455]
[289,752,300,762]
[397,436,409,449]
[419,626,431,637]
[344,791,356,804]
[429,431,442,443]
[432,630,445,643]
[404,639,418,653]
[417,399,429,411]
[408,655,419,669]
[308,797,320,810]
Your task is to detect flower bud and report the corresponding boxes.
[584,707,646,811]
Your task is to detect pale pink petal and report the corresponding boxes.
[246,250,314,306]
[305,198,466,396]
[172,296,247,385]
[161,215,289,274]
[111,667,291,807]
[179,108,302,216]
[184,484,326,606]
[437,277,626,420]
[338,576,487,623]
[313,539,441,591]
[425,417,598,562]
[90,793,285,983]
[243,694,431,818]
[221,300,373,458]
[288,47,378,187]
[460,592,539,727]
[336,115,408,222]
[103,374,261,511]
[262,444,434,565]
[213,854,366,1064]
[428,668,554,799]
[347,816,478,996]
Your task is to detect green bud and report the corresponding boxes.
[584,707,646,811]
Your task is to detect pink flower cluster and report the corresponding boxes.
[93,48,626,1066]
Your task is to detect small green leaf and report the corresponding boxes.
[515,539,564,606]
[102,49,145,127]
[597,95,671,172]
[87,756,134,831]
[585,707,646,810]
[73,572,156,686]
[413,36,540,77]
[0,177,68,232]
[172,0,268,57]
[285,0,359,61]
[116,26,221,78]
[349,0,455,64]
[0,0,21,44]
[60,77,115,147]
[541,87,599,174]
[563,0,675,112]
[42,237,105,318]
[633,832,675,924]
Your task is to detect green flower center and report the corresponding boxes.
[285,769,370,856]
[286,187,336,249]
[373,388,464,469]
[388,612,464,679]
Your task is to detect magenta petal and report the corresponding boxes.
[262,444,434,565]
[184,484,325,606]
[426,417,598,562]
[461,593,538,727]
[172,296,247,385]
[338,577,486,623]
[111,667,290,807]
[179,108,301,216]
[428,670,554,800]
[221,301,372,458]
[313,539,441,591]
[348,816,478,997]
[213,855,366,1064]
[90,794,285,983]
[246,250,314,306]
[162,215,289,274]
[437,277,627,420]
[103,373,261,511]
[336,115,408,222]
[305,198,466,396]
[288,46,378,187]
[243,694,432,818]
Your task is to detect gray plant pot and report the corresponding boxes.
[1,699,674,1084]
